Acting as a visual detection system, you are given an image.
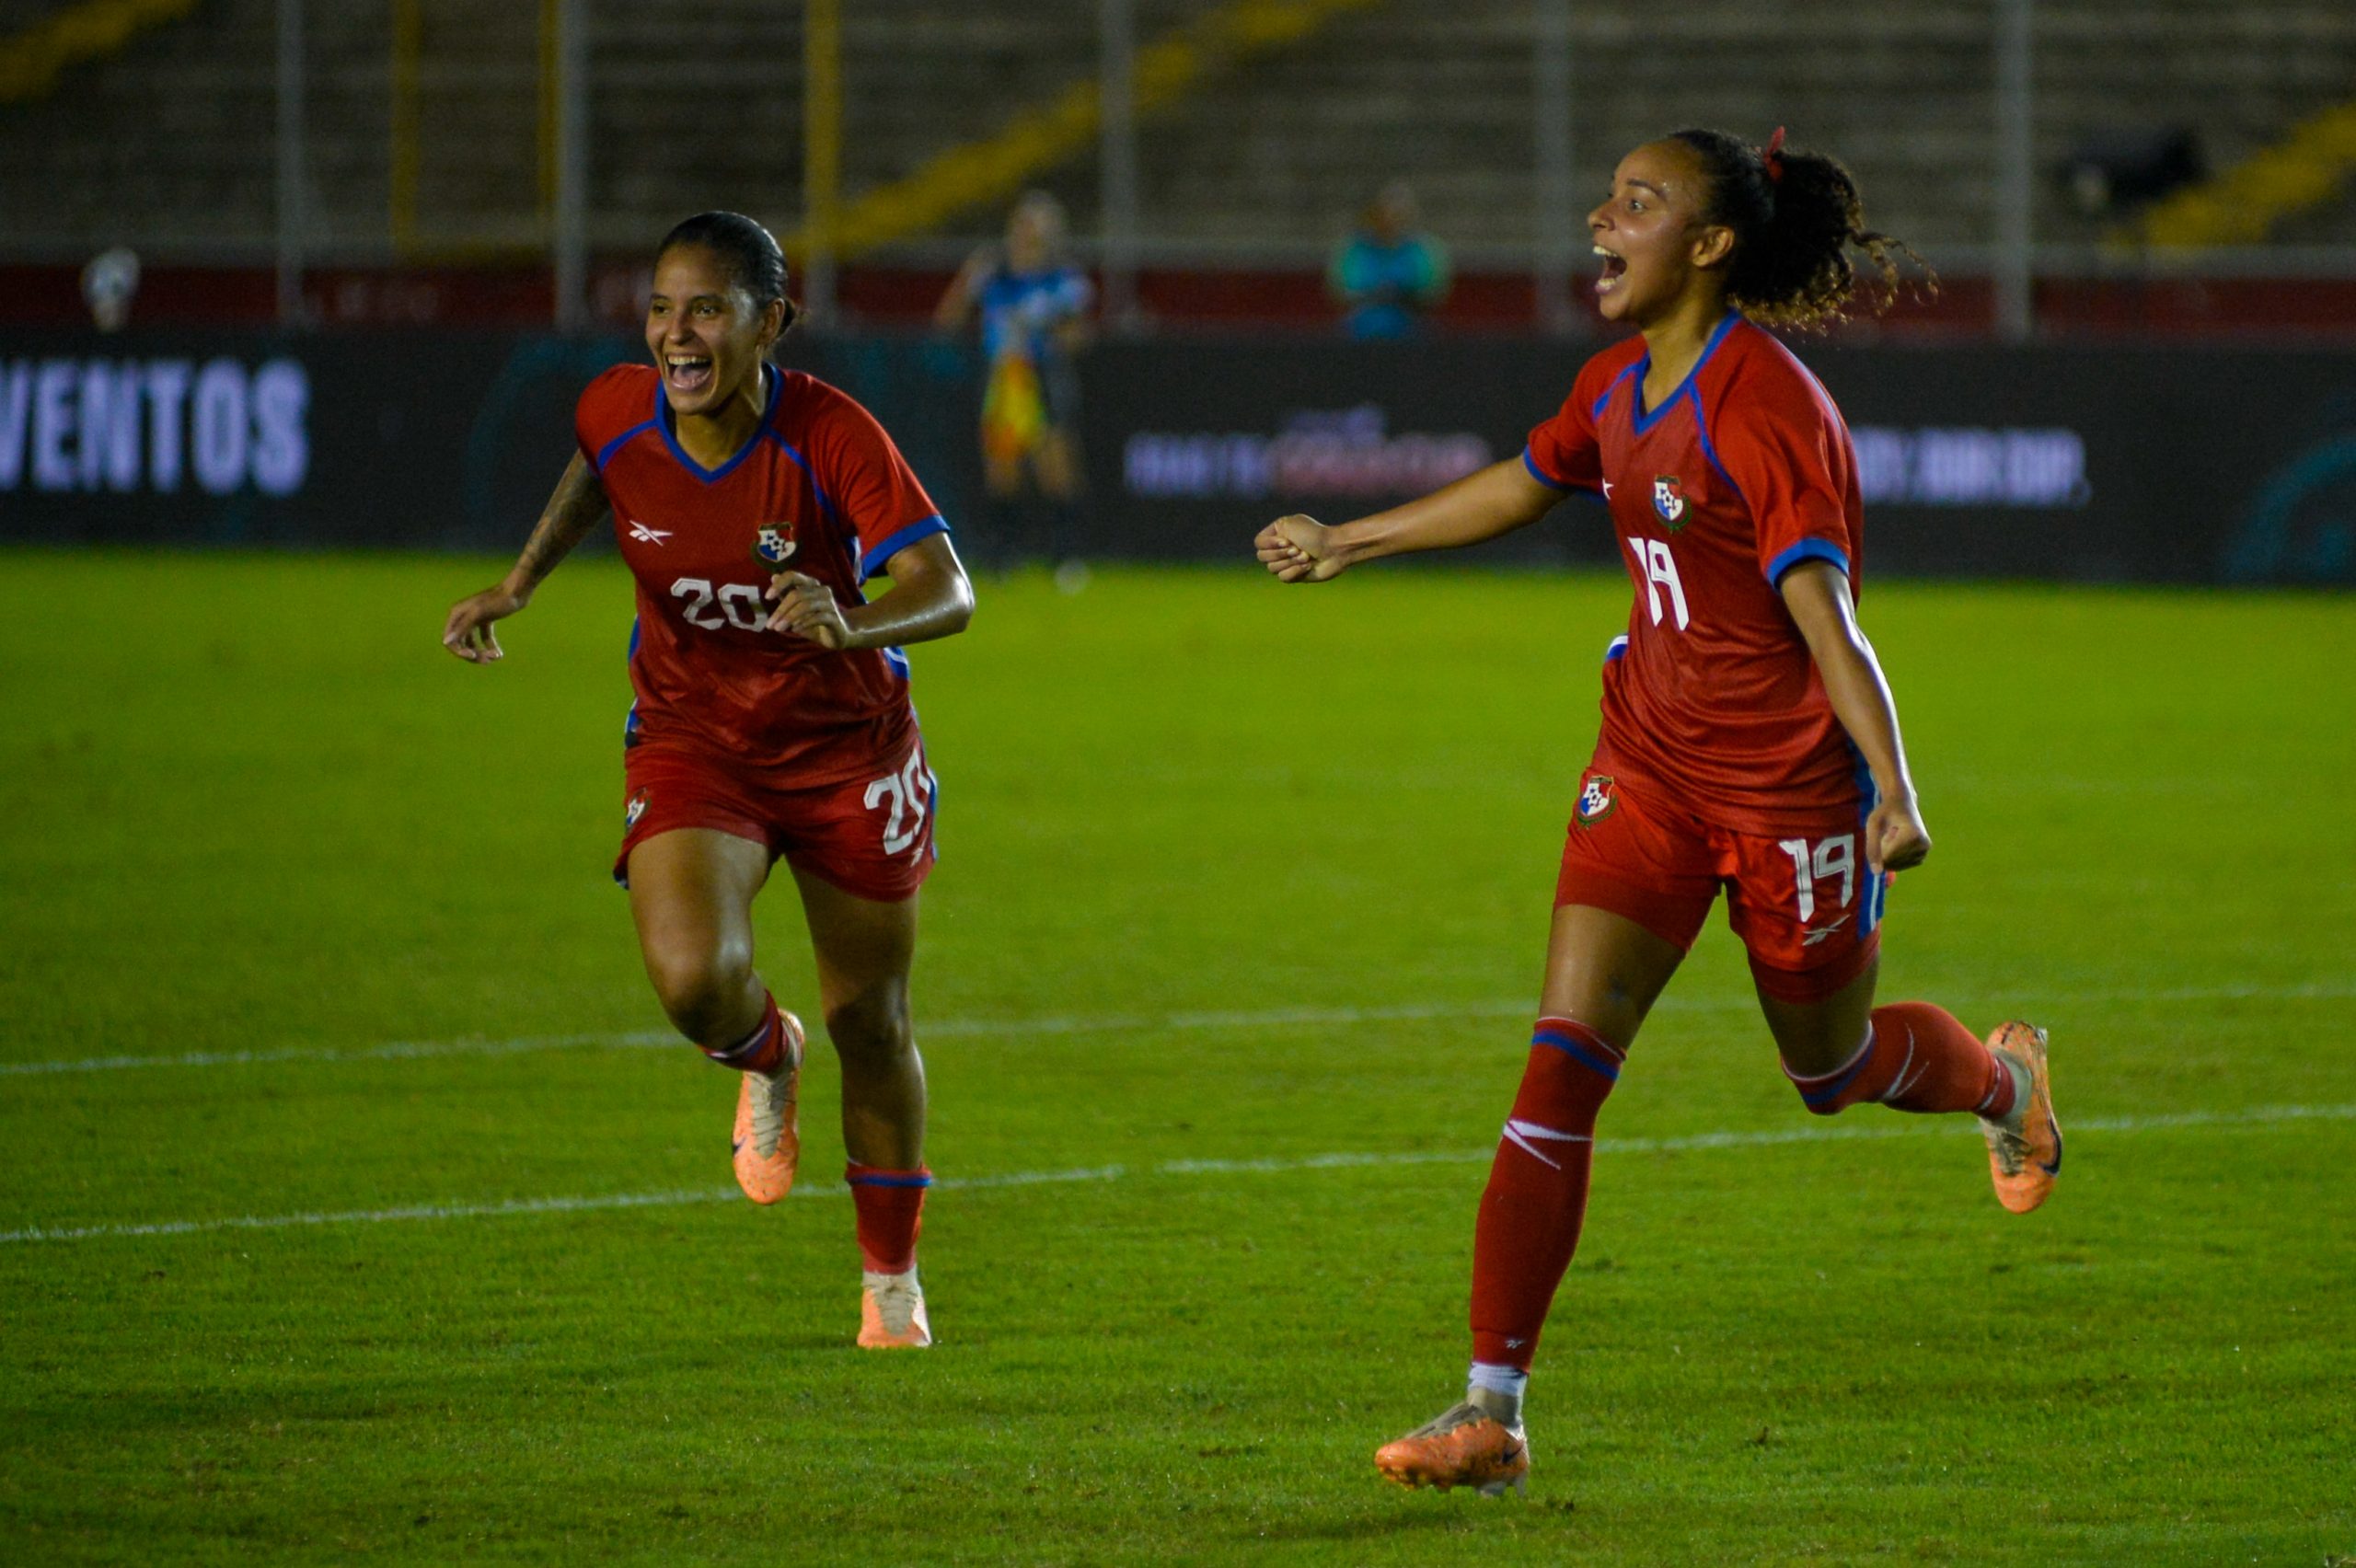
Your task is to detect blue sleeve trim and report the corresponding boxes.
[860,513,951,582]
[1522,446,1575,491]
[1766,537,1850,587]
[594,419,658,472]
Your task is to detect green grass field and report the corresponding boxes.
[2,551,2350,1565]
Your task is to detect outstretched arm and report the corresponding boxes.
[441,453,610,663]
[932,250,990,332]
[1253,456,1562,582]
[1779,559,1928,875]
[765,533,975,651]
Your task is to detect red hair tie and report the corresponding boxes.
[1762,125,1787,184]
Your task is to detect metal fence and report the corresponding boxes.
[5,0,2354,335]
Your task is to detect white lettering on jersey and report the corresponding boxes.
[670,577,768,631]
[1625,537,1690,630]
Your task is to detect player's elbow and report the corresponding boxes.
[939,574,976,636]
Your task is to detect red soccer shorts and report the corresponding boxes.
[614,736,937,904]
[1553,767,1886,1003]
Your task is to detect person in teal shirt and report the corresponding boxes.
[1330,181,1450,340]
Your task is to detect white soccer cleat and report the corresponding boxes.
[859,1268,932,1349]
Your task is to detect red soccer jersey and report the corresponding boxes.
[1524,314,1867,836]
[576,363,948,784]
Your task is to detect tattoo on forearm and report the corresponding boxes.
[513,457,609,589]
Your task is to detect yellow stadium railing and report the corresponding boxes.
[2124,99,2356,249]
[788,0,1383,264]
[0,0,198,104]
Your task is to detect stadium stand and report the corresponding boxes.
[1,0,2351,324]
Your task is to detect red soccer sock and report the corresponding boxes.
[1468,1018,1626,1370]
[847,1163,931,1274]
[1784,1000,2015,1118]
[699,992,789,1076]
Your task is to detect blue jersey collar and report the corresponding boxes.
[1630,312,1742,434]
[656,363,782,484]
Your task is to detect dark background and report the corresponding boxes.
[5,329,2352,586]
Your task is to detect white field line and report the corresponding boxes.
[4,980,2351,1079]
[3,1102,2348,1249]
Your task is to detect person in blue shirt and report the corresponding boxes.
[1330,181,1451,340]
[935,191,1094,568]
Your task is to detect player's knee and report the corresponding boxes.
[825,986,911,1064]
[643,938,755,1042]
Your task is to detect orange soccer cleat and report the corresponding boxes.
[1981,1020,2061,1214]
[1374,1401,1530,1495]
[858,1269,933,1349]
[730,1011,806,1205]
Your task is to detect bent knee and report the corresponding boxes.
[643,940,756,1041]
[825,988,912,1061]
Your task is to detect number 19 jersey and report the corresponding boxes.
[1523,314,1868,836]
[575,363,949,787]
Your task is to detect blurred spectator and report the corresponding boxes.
[82,247,140,332]
[2061,127,2204,219]
[935,191,1093,571]
[1329,182,1449,339]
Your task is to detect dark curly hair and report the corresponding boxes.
[657,211,800,336]
[1668,128,1933,330]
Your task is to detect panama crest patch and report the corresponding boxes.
[1652,476,1687,529]
[1574,773,1619,828]
[751,524,797,569]
[625,788,651,829]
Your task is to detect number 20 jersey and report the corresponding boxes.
[1523,314,1868,836]
[575,363,949,787]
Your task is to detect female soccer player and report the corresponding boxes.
[1255,129,2062,1493]
[443,212,973,1350]
[933,190,1093,567]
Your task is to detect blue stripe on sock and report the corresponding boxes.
[1532,1028,1622,1081]
[1797,1044,1877,1108]
[847,1171,933,1189]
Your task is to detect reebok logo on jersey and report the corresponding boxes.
[627,520,672,544]
[1652,475,1687,528]
[1573,774,1618,828]
[752,524,798,569]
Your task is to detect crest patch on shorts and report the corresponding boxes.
[625,788,651,829]
[1574,773,1618,828]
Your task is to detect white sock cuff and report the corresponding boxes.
[1467,1362,1529,1400]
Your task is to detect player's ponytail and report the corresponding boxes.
[1669,128,1933,331]
[657,211,801,338]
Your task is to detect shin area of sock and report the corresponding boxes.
[1784,1001,2010,1117]
[847,1163,931,1274]
[1468,1019,1625,1369]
